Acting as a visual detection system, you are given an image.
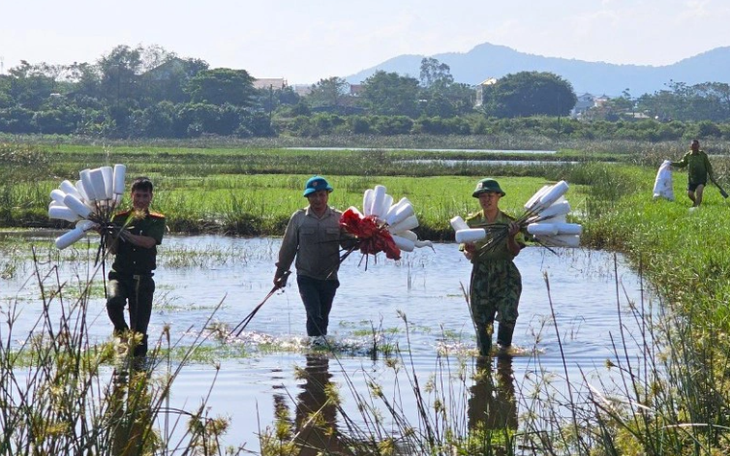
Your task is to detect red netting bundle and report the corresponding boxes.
[340,207,401,260]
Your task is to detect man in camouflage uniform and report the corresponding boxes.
[106,177,165,359]
[461,178,525,357]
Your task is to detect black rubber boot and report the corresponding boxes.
[497,323,515,348]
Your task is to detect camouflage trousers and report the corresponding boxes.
[469,260,522,356]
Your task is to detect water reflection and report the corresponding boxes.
[272,354,352,455]
[468,357,518,433]
[108,367,156,456]
[295,354,350,455]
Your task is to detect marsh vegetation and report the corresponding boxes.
[2,138,730,454]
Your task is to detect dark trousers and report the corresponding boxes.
[107,271,155,357]
[297,275,339,337]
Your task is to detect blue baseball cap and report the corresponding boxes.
[303,176,333,197]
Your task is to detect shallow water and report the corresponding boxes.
[1,235,651,453]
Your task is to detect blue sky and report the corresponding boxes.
[2,0,729,84]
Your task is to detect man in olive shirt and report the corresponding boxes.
[672,139,715,207]
[460,178,525,357]
[274,176,350,345]
[106,177,165,358]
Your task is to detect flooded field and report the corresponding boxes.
[284,147,557,154]
[1,234,652,453]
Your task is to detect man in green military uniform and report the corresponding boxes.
[671,139,715,207]
[461,178,525,357]
[106,177,165,359]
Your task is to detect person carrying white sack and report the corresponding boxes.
[671,139,715,207]
[459,178,525,357]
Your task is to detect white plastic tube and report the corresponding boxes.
[388,214,419,234]
[398,230,418,242]
[554,222,583,235]
[75,180,90,202]
[538,181,570,210]
[362,189,374,216]
[371,185,387,218]
[527,223,558,236]
[49,206,80,223]
[377,194,393,220]
[63,194,92,219]
[55,227,86,250]
[113,164,127,194]
[76,219,98,231]
[387,202,415,227]
[392,235,415,252]
[89,168,108,201]
[524,185,551,210]
[101,166,114,200]
[385,197,410,224]
[50,189,67,205]
[60,180,81,198]
[449,215,470,231]
[79,169,97,201]
[538,201,571,220]
[455,228,486,243]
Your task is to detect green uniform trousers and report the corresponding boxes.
[469,260,522,356]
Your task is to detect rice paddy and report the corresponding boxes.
[3,138,730,454]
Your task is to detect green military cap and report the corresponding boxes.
[472,178,506,198]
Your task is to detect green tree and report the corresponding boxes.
[98,45,144,106]
[306,77,349,111]
[141,56,209,105]
[186,68,255,107]
[419,57,454,88]
[360,71,420,117]
[5,61,57,110]
[481,71,577,118]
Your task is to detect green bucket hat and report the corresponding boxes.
[472,178,505,198]
[303,175,333,197]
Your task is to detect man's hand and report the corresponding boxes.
[274,270,291,289]
[463,242,476,260]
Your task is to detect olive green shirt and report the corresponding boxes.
[672,150,713,184]
[276,206,348,281]
[111,210,165,275]
[462,211,525,263]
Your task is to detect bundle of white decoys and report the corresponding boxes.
[451,180,582,250]
[48,164,127,250]
[361,184,433,253]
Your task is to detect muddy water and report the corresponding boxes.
[1,235,650,452]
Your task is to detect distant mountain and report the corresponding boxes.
[345,42,730,97]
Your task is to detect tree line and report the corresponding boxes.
[2,44,730,140]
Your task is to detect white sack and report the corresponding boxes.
[653,160,675,201]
